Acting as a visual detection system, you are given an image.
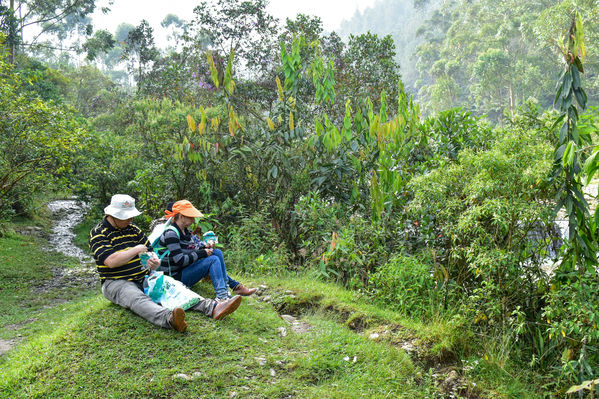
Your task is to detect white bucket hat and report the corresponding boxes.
[104,194,142,220]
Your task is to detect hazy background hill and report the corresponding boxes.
[337,0,439,96]
[337,0,599,120]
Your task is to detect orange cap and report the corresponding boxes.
[165,200,204,219]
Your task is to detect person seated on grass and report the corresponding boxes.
[158,199,256,302]
[89,194,242,333]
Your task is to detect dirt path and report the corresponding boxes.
[1,200,97,357]
[36,200,97,293]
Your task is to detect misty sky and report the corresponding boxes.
[90,0,377,46]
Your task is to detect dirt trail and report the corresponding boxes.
[36,200,97,293]
[1,200,97,356]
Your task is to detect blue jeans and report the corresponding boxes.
[180,249,239,298]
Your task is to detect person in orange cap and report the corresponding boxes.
[157,200,256,302]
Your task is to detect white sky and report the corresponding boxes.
[91,0,377,45]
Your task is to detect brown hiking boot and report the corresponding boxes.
[233,283,257,296]
[169,307,187,332]
[212,295,242,320]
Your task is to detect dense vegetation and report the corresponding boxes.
[2,0,599,396]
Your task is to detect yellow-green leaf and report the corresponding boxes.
[276,76,284,101]
[187,115,196,132]
[207,50,220,88]
[224,50,235,94]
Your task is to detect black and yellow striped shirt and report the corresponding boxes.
[89,217,151,284]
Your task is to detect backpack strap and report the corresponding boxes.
[154,225,181,277]
[154,225,180,260]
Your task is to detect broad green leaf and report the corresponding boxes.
[574,87,587,109]
[583,149,599,182]
[315,118,324,137]
[572,125,579,143]
[562,141,574,168]
[561,89,572,110]
[342,100,353,141]
[554,83,563,107]
[555,143,567,161]
[561,71,572,101]
[571,65,581,89]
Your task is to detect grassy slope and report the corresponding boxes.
[0,230,541,398]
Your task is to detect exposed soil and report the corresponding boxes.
[32,262,98,294]
[0,338,20,356]
[280,314,311,334]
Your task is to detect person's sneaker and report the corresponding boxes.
[233,283,257,296]
[169,307,187,332]
[212,295,242,320]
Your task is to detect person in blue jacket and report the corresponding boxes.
[158,199,256,301]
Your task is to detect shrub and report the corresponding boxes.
[318,215,390,289]
[226,207,288,274]
[294,192,347,264]
[407,119,556,325]
[369,254,442,317]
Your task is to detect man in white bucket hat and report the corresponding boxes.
[103,193,142,219]
[89,194,240,332]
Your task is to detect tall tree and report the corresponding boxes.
[0,0,100,63]
[413,0,599,120]
[122,19,159,89]
[0,35,86,216]
[337,32,401,112]
[190,0,279,74]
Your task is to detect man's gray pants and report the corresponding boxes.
[101,279,216,329]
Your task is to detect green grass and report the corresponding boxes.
[0,285,424,398]
[73,217,95,251]
[0,226,547,398]
[0,232,88,335]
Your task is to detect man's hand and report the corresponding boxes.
[134,244,148,254]
[205,248,214,256]
[106,244,153,268]
[146,253,160,270]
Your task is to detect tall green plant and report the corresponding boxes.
[544,12,599,389]
[369,84,423,221]
[552,12,592,250]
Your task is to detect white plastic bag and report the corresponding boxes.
[144,271,202,310]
